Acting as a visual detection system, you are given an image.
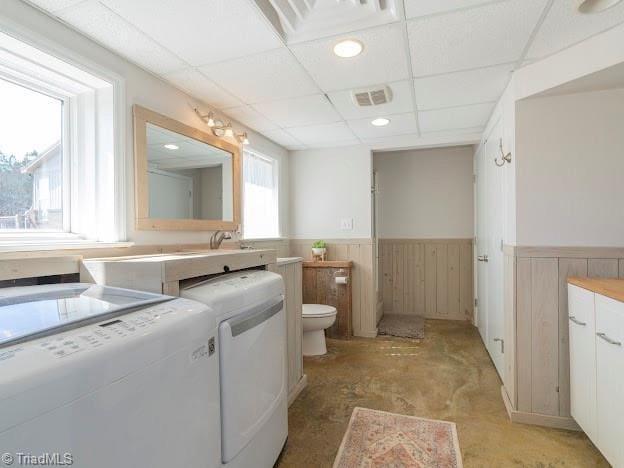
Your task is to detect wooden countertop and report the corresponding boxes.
[568,277,624,303]
[303,260,353,268]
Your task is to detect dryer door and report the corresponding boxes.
[218,296,287,463]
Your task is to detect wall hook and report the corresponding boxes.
[494,138,512,167]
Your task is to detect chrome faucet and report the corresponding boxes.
[210,230,232,250]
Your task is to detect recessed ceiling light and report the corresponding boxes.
[577,0,623,13]
[164,144,179,150]
[333,39,363,58]
[371,118,390,127]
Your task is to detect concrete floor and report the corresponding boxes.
[277,320,608,468]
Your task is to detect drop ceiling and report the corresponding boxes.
[25,0,624,150]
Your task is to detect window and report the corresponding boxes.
[0,78,64,232]
[0,29,124,246]
[243,150,279,239]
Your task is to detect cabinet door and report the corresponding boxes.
[595,294,624,467]
[568,285,597,442]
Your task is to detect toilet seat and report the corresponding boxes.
[303,304,337,318]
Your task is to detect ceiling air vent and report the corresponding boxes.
[351,86,393,107]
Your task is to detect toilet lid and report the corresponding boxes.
[303,304,337,318]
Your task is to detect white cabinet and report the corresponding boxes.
[568,285,624,468]
[568,285,597,441]
[595,294,624,467]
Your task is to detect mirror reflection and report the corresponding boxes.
[146,123,233,221]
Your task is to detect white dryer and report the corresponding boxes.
[182,270,288,468]
[0,283,221,468]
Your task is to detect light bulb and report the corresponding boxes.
[207,112,215,127]
[241,133,249,145]
[224,124,234,138]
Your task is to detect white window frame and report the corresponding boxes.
[0,18,127,249]
[242,149,281,241]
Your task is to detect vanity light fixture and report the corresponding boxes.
[194,107,250,146]
[164,144,179,150]
[371,117,390,127]
[577,0,623,13]
[333,39,363,58]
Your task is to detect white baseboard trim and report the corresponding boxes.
[288,374,308,407]
[501,386,581,431]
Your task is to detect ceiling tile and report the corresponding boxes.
[327,80,414,120]
[289,24,410,91]
[253,95,342,128]
[418,102,494,132]
[220,105,278,133]
[407,0,547,76]
[414,64,513,110]
[285,122,358,145]
[101,0,283,66]
[26,0,85,12]
[163,68,243,109]
[200,48,319,104]
[262,129,306,148]
[347,113,418,139]
[57,1,186,74]
[404,0,504,19]
[528,0,624,59]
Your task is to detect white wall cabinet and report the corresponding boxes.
[568,285,624,467]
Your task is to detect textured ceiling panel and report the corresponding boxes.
[407,0,547,76]
[404,0,504,19]
[418,102,494,132]
[527,0,624,59]
[327,80,414,120]
[285,121,358,145]
[101,0,283,66]
[219,105,279,132]
[262,129,306,149]
[347,112,418,139]
[253,94,342,128]
[414,63,513,110]
[163,68,243,109]
[26,0,85,12]
[57,1,186,74]
[200,48,319,104]
[290,24,410,91]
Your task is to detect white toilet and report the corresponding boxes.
[302,304,337,356]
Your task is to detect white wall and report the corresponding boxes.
[1,0,289,244]
[289,146,372,239]
[515,88,624,247]
[374,146,474,239]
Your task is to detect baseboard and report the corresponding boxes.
[288,374,308,407]
[354,329,378,338]
[501,386,581,431]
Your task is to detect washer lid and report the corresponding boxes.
[0,283,171,348]
[302,304,337,318]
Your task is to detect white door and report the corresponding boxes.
[595,294,624,467]
[568,285,597,442]
[475,145,488,344]
[485,125,505,377]
[148,169,193,219]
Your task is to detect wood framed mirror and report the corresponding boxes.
[133,105,241,231]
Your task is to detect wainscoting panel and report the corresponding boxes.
[507,246,624,427]
[379,239,473,321]
[290,239,376,338]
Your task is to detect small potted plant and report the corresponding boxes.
[311,240,327,261]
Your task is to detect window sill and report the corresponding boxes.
[0,240,134,254]
[241,237,287,242]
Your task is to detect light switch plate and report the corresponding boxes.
[340,218,353,230]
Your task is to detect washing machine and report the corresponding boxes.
[0,283,221,468]
[182,270,288,468]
